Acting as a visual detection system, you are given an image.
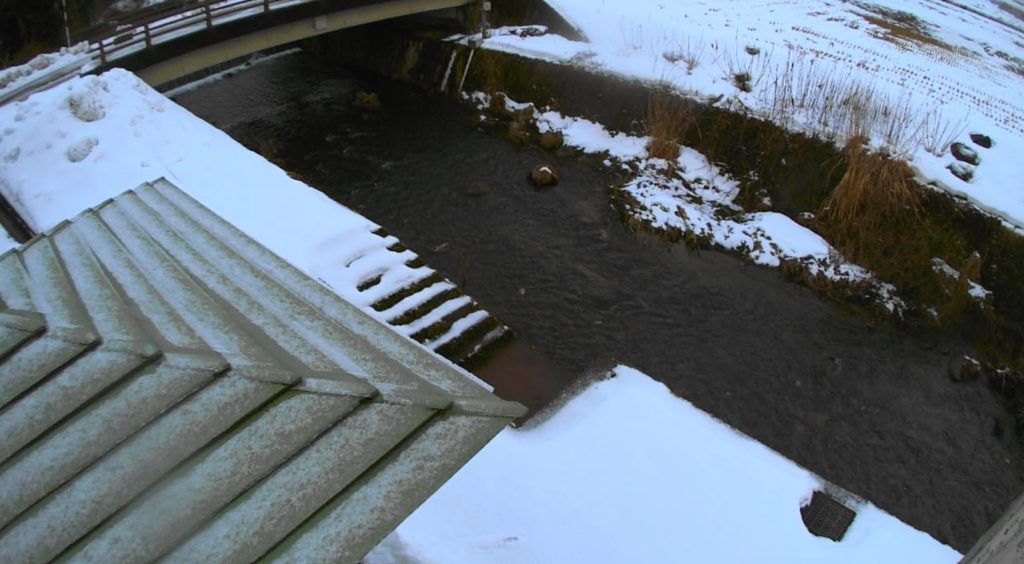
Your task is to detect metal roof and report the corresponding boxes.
[0,178,524,563]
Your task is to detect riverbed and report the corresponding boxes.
[173,49,1023,551]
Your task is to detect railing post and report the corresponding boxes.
[264,0,270,12]
[204,3,213,28]
[144,23,152,48]
[480,0,491,39]
[98,40,107,65]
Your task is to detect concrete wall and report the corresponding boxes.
[962,493,1024,564]
[137,0,474,86]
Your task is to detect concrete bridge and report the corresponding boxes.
[82,0,483,87]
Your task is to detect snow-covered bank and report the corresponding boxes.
[473,0,1024,229]
[475,91,906,311]
[368,366,960,563]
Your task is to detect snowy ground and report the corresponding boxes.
[472,0,1024,228]
[368,366,960,563]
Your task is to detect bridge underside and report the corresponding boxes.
[131,0,474,87]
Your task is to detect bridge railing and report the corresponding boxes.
[83,0,324,66]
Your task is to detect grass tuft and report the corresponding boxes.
[645,89,692,161]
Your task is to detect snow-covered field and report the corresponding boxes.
[368,366,960,563]
[477,0,1024,229]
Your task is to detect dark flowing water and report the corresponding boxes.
[174,49,1023,551]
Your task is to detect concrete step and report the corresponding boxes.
[356,226,512,366]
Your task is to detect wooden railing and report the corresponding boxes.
[81,0,325,66]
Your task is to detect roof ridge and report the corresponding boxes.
[86,195,321,388]
[0,249,99,411]
[0,307,46,359]
[118,186,441,403]
[143,178,520,412]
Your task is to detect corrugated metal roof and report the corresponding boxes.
[0,178,524,563]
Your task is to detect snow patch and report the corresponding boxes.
[66,79,109,122]
[367,365,960,563]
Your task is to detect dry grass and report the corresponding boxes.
[723,48,770,94]
[861,14,957,52]
[645,89,693,161]
[817,136,919,261]
[663,38,705,74]
[756,50,964,158]
[474,49,503,95]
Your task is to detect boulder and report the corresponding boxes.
[529,164,559,187]
[948,354,983,383]
[540,131,564,151]
[950,142,980,165]
[969,132,993,148]
[947,161,974,182]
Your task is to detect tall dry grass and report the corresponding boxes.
[756,50,964,157]
[817,136,919,258]
[645,88,693,161]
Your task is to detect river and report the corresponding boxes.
[173,48,1023,552]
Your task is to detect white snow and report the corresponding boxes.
[0,231,16,254]
[0,43,94,105]
[467,0,1024,229]
[367,365,960,564]
[931,257,992,302]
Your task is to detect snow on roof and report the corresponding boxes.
[0,179,523,563]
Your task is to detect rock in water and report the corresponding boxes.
[540,131,564,151]
[529,164,559,187]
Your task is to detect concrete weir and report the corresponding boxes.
[136,0,475,87]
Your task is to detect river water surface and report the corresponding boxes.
[173,49,1023,551]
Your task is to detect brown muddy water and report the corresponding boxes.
[173,49,1023,552]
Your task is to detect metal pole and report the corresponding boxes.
[480,1,491,39]
[60,0,71,47]
[457,47,475,94]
